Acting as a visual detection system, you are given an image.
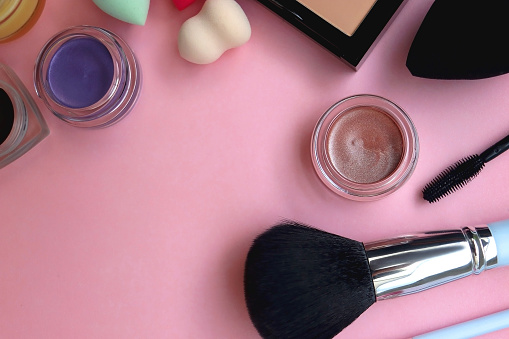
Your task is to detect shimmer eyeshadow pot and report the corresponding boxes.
[0,63,49,168]
[311,95,418,200]
[34,26,141,128]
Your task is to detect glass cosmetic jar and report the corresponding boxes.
[311,94,419,201]
[0,0,45,43]
[34,25,142,128]
[0,63,49,168]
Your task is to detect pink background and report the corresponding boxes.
[1,0,509,338]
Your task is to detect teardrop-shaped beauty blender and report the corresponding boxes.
[93,0,150,25]
[407,0,509,80]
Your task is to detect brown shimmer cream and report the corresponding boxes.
[296,0,378,36]
[326,106,403,184]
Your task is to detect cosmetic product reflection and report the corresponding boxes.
[0,63,49,169]
[0,0,45,43]
[255,0,408,69]
[244,218,509,339]
[311,95,418,201]
[34,26,141,128]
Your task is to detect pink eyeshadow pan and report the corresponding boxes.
[326,106,403,184]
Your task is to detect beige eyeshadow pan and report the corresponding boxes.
[296,0,378,36]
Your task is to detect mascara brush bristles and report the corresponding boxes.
[423,155,485,203]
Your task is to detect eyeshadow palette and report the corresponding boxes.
[256,0,408,69]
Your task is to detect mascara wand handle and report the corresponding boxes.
[480,134,509,162]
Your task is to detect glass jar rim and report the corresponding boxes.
[0,0,21,24]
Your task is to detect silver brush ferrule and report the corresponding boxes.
[364,226,498,300]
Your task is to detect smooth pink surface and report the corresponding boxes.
[1,1,509,338]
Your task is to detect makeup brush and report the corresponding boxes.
[414,309,509,339]
[422,134,509,203]
[244,219,509,339]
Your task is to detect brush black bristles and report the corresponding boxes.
[423,155,485,203]
[244,221,375,339]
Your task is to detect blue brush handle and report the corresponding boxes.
[488,219,509,267]
[413,309,509,339]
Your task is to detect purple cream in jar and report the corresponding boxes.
[34,25,141,128]
[47,37,114,109]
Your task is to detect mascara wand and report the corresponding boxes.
[423,134,509,203]
[244,219,509,339]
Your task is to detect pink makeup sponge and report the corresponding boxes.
[172,0,195,11]
[178,0,251,64]
[93,0,150,25]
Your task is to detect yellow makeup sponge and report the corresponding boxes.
[178,0,251,64]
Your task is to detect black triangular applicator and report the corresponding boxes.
[407,0,509,80]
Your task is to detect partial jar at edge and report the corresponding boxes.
[0,63,49,169]
[0,0,45,43]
